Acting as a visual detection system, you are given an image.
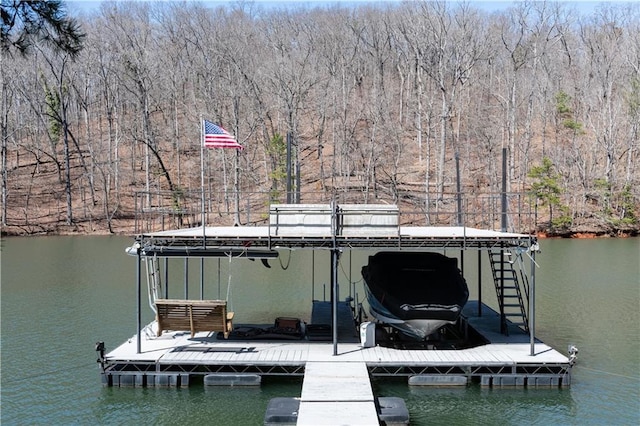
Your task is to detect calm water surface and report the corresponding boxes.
[1,236,638,425]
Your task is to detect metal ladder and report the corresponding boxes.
[488,249,529,334]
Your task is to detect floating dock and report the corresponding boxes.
[99,203,575,423]
[99,301,571,389]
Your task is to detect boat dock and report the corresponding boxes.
[99,300,571,388]
[99,299,570,424]
[98,203,576,423]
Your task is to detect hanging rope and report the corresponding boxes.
[226,252,234,311]
[153,254,162,299]
[145,255,162,313]
[278,249,292,270]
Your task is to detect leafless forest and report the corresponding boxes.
[2,1,639,235]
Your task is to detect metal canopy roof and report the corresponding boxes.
[134,225,535,254]
[133,204,535,255]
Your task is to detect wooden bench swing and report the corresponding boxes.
[154,299,234,339]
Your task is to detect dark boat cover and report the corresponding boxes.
[361,251,469,322]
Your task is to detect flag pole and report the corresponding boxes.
[201,118,206,239]
[200,118,206,298]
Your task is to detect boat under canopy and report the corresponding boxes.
[362,251,470,340]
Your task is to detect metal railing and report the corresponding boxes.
[133,189,538,235]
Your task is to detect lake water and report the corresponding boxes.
[1,236,638,425]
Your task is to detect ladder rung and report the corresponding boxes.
[504,314,525,319]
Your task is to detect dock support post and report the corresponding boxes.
[331,247,339,355]
[311,251,315,301]
[530,248,536,355]
[331,200,339,356]
[217,258,221,299]
[164,258,169,299]
[136,249,142,354]
[184,257,189,299]
[477,250,482,317]
[501,147,507,232]
[286,132,292,203]
[456,152,462,226]
[499,245,507,335]
[200,257,205,299]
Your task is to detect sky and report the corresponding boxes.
[66,0,635,16]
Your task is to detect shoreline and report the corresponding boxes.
[2,220,637,239]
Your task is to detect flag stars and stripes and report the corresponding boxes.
[203,120,244,150]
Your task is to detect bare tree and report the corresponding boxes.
[2,1,638,235]
[102,3,177,204]
[579,6,627,215]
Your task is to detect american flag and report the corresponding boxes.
[203,120,244,150]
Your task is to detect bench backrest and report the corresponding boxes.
[155,299,232,337]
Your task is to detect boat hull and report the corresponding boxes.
[362,251,469,340]
[365,286,456,339]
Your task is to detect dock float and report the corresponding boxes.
[265,361,409,425]
[297,361,377,425]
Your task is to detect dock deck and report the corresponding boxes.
[100,301,571,389]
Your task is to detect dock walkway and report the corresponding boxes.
[298,361,378,425]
